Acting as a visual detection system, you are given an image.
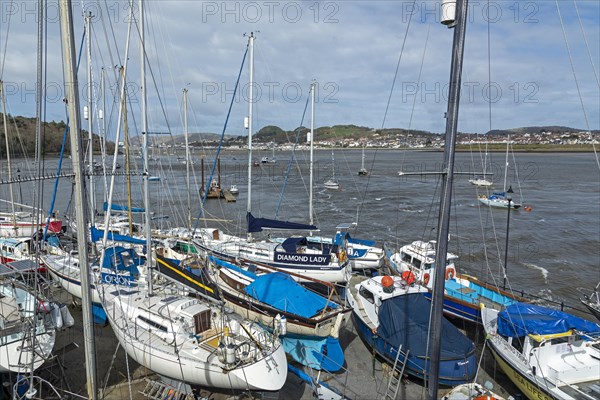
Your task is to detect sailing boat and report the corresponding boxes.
[193,36,350,285]
[358,147,368,176]
[468,141,492,186]
[0,262,68,373]
[94,21,288,390]
[478,137,522,209]
[261,147,277,164]
[324,150,340,189]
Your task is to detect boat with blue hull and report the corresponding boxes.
[387,240,524,324]
[347,275,477,386]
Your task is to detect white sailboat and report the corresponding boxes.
[478,137,522,209]
[324,150,340,189]
[192,38,350,285]
[0,262,67,373]
[94,23,288,391]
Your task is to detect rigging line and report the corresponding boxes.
[127,2,173,140]
[573,0,600,90]
[275,93,310,218]
[381,0,417,129]
[0,0,12,79]
[193,45,249,232]
[555,1,597,166]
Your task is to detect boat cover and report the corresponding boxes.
[280,236,307,253]
[497,303,600,338]
[334,231,376,247]
[103,202,145,213]
[244,272,337,318]
[247,212,317,233]
[378,292,475,360]
[209,256,258,280]
[90,226,146,245]
[100,246,144,277]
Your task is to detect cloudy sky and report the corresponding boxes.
[1,0,598,140]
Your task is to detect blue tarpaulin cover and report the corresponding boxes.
[243,272,337,318]
[497,303,600,338]
[378,292,476,360]
[247,212,317,233]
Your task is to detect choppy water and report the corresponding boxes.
[3,149,599,316]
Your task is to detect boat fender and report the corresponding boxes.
[445,267,455,280]
[422,273,430,286]
[338,250,347,264]
[226,343,236,365]
[37,301,53,313]
[51,303,64,330]
[274,314,287,336]
[60,304,75,328]
[400,271,415,285]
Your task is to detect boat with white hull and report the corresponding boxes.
[481,303,600,400]
[98,277,288,390]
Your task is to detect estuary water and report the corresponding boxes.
[4,149,599,316]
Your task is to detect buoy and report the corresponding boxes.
[401,271,416,285]
[381,275,394,287]
[381,275,394,293]
[524,205,533,212]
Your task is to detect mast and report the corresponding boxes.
[428,0,468,398]
[85,11,95,225]
[183,88,191,229]
[139,0,153,294]
[59,0,97,397]
[0,82,17,229]
[503,135,510,192]
[246,32,255,240]
[309,81,315,226]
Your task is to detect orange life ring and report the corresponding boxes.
[422,273,430,285]
[445,267,455,280]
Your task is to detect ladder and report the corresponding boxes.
[139,378,195,400]
[383,345,409,400]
